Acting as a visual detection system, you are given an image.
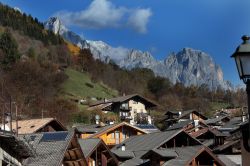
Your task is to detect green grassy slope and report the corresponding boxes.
[62,68,118,99]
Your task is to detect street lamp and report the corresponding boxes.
[231,35,250,152]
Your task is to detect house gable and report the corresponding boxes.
[159,131,201,148]
[78,138,118,166]
[11,118,66,134]
[21,131,87,166]
[89,122,147,146]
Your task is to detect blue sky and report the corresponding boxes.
[1,0,250,86]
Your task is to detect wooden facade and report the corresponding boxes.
[80,139,118,166]
[187,148,225,166]
[63,133,87,166]
[80,122,146,147]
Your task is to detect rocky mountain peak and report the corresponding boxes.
[44,17,67,35]
[44,17,232,90]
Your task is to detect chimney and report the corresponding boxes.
[121,144,126,151]
[179,111,182,117]
[95,115,100,125]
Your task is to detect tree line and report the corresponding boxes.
[0,3,63,45]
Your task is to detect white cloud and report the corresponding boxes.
[54,0,152,34]
[128,8,152,34]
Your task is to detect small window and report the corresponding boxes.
[30,125,35,128]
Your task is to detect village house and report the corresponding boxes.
[111,129,225,166]
[75,122,147,147]
[78,138,119,166]
[88,94,157,125]
[19,130,87,166]
[204,116,231,128]
[162,110,208,130]
[2,118,67,134]
[189,127,227,149]
[218,117,243,134]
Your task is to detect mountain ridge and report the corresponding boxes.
[44,17,232,90]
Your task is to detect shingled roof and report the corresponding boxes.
[179,110,208,120]
[166,120,194,131]
[19,131,87,166]
[76,121,148,138]
[162,146,225,166]
[204,116,230,125]
[8,118,66,134]
[112,129,201,158]
[190,128,227,138]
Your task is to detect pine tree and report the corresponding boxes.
[0,31,20,68]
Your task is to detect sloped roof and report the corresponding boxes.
[111,150,135,159]
[204,116,230,125]
[135,124,160,133]
[120,157,149,166]
[77,122,148,138]
[163,146,203,166]
[9,118,66,134]
[190,128,227,138]
[179,110,208,120]
[150,149,178,158]
[87,103,112,111]
[166,120,193,131]
[78,138,101,158]
[76,124,111,133]
[217,155,240,166]
[112,130,182,153]
[220,117,242,130]
[90,94,157,108]
[19,131,84,166]
[213,140,240,153]
[163,146,225,166]
[112,129,201,159]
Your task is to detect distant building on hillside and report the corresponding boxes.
[88,94,157,125]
